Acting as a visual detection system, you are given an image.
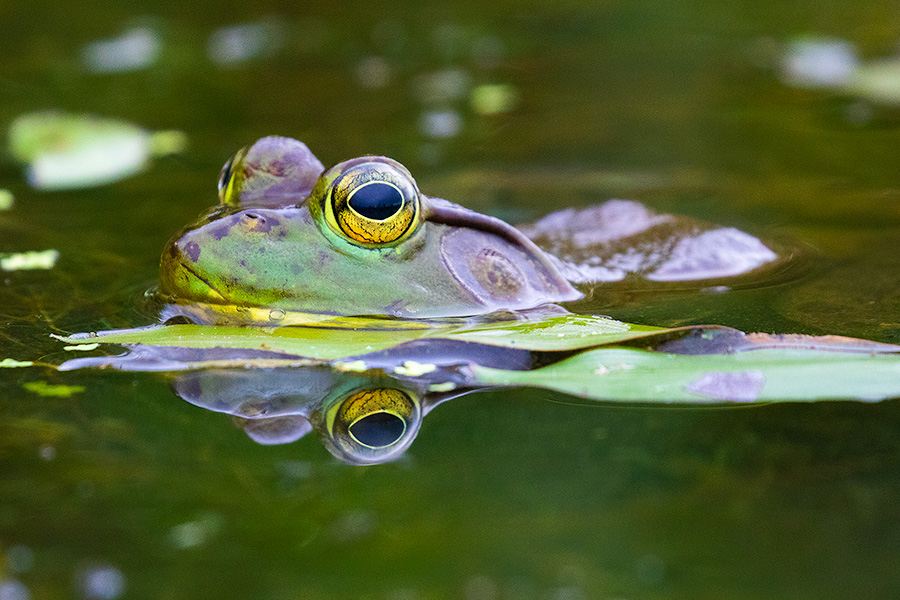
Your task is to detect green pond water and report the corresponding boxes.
[3,1,900,598]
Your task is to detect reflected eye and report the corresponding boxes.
[324,387,421,464]
[217,146,248,206]
[323,160,420,246]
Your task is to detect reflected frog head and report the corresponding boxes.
[160,136,580,319]
[173,366,468,465]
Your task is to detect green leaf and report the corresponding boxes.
[23,381,85,397]
[52,317,900,403]
[470,347,900,403]
[442,315,666,350]
[53,314,670,363]
[1,358,34,368]
[55,324,435,361]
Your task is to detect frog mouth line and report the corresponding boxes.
[179,260,227,302]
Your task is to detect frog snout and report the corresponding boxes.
[159,236,226,302]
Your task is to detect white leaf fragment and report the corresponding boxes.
[394,361,437,377]
[428,382,457,392]
[335,360,368,372]
[64,343,100,351]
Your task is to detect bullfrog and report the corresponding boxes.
[160,136,778,321]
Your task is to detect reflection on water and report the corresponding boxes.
[173,367,470,465]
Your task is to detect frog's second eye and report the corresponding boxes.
[323,387,421,464]
[217,146,248,206]
[324,160,420,246]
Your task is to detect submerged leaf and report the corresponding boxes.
[23,381,85,397]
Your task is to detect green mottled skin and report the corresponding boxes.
[160,136,580,318]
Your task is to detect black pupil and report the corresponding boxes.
[349,412,405,447]
[348,182,404,220]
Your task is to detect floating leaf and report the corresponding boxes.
[470,83,519,115]
[8,111,186,190]
[63,343,100,351]
[23,381,85,397]
[845,58,900,106]
[0,249,59,271]
[470,346,900,403]
[55,324,433,362]
[51,315,900,404]
[443,314,666,350]
[0,189,13,210]
[81,26,161,74]
[54,314,671,369]
[1,358,34,368]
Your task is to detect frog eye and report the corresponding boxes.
[323,159,420,246]
[323,387,421,464]
[217,146,248,206]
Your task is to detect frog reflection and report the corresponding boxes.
[173,366,472,465]
[159,136,778,323]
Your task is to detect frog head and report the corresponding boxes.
[159,136,580,319]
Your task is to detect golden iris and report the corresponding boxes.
[325,161,419,245]
[330,388,416,450]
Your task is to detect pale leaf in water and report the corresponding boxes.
[0,358,34,368]
[82,26,161,74]
[0,189,13,210]
[23,381,85,397]
[0,250,59,271]
[8,112,186,190]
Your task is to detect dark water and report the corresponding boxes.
[3,1,900,598]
